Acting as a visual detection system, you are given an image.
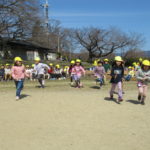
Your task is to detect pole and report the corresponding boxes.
[57,36,60,53]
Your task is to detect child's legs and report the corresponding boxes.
[143,85,148,97]
[74,75,80,86]
[117,82,123,99]
[138,86,144,96]
[110,83,117,96]
[103,75,106,84]
[16,80,24,97]
[70,76,73,82]
[38,74,44,86]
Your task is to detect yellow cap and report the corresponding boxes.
[14,57,22,62]
[115,56,123,62]
[26,65,29,68]
[142,60,150,66]
[93,60,98,66]
[34,57,40,61]
[104,59,109,62]
[6,64,10,66]
[56,64,60,68]
[76,59,81,63]
[49,63,53,66]
[132,62,137,66]
[65,66,69,69]
[70,60,75,64]
[139,58,143,62]
[128,66,132,69]
[32,64,35,67]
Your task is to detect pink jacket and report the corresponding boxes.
[94,66,105,78]
[72,66,85,77]
[11,66,26,80]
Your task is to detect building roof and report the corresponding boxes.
[0,37,56,53]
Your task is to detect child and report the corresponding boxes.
[124,66,135,81]
[25,65,32,80]
[110,56,124,102]
[103,59,111,73]
[4,64,12,81]
[93,61,105,88]
[136,60,150,105]
[103,59,111,84]
[72,59,85,88]
[48,63,54,79]
[11,57,27,100]
[34,57,50,88]
[69,60,75,85]
[54,64,62,80]
[0,65,5,81]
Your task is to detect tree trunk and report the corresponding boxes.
[88,51,94,63]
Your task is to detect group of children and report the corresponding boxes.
[92,56,150,105]
[0,64,12,81]
[0,62,70,82]
[1,56,150,105]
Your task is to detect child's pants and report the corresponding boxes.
[110,82,123,99]
[37,74,44,86]
[138,84,148,97]
[15,80,24,97]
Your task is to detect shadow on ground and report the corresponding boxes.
[126,100,141,105]
[20,94,30,100]
[104,97,120,104]
[90,86,100,89]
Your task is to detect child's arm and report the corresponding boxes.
[81,66,86,76]
[103,67,106,75]
[11,67,17,80]
[144,72,150,81]
[136,70,145,81]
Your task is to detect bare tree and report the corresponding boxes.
[0,0,40,39]
[74,27,144,62]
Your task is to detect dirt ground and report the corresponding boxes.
[0,80,150,150]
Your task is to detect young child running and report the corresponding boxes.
[34,57,50,88]
[109,56,124,103]
[11,57,27,100]
[69,60,75,86]
[136,60,150,105]
[93,61,105,89]
[72,59,85,88]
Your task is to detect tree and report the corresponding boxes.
[74,27,144,62]
[0,0,40,39]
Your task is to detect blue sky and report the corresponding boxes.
[48,0,150,50]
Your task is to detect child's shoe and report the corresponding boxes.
[16,96,20,100]
[110,95,114,100]
[118,98,123,102]
[141,96,146,105]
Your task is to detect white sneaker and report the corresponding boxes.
[16,96,20,100]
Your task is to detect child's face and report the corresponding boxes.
[105,61,108,64]
[76,62,80,66]
[98,63,102,66]
[116,61,122,66]
[16,61,22,66]
[143,65,149,71]
[35,61,39,65]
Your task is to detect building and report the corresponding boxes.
[0,37,57,60]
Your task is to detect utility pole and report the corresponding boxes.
[57,36,60,53]
[42,0,49,33]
